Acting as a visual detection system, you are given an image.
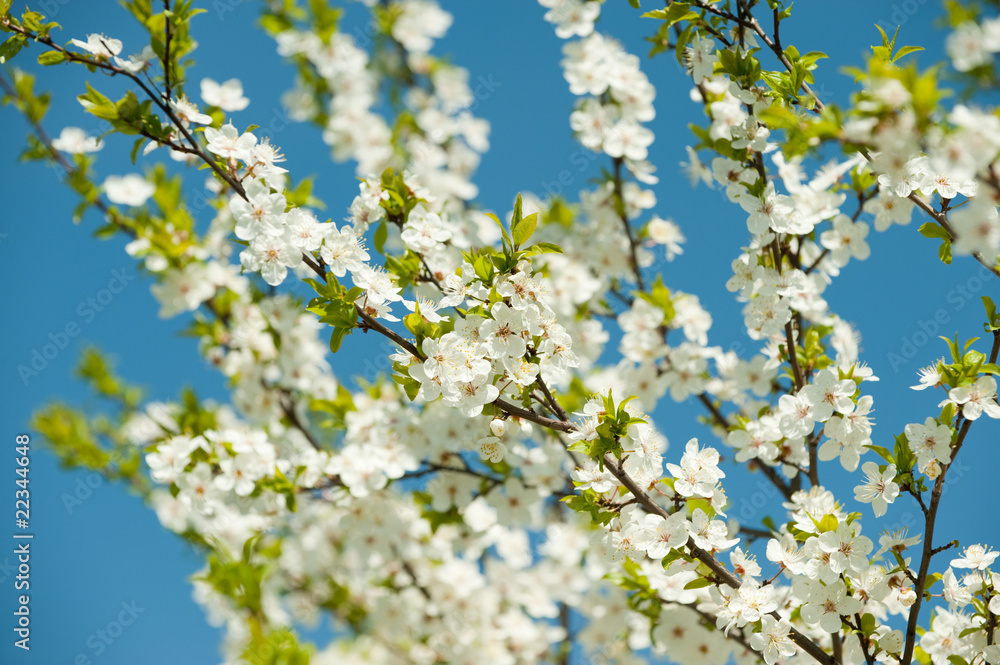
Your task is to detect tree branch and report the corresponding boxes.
[901,416,973,665]
[601,455,835,665]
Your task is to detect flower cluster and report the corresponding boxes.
[402,259,579,417]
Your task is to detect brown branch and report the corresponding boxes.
[803,248,830,275]
[697,392,729,430]
[2,21,246,200]
[901,417,973,665]
[355,303,424,360]
[851,614,876,665]
[601,455,835,665]
[162,0,172,101]
[806,430,820,488]
[278,389,322,451]
[493,398,575,432]
[612,157,645,291]
[988,588,997,647]
[536,376,569,423]
[750,459,794,501]
[557,603,571,665]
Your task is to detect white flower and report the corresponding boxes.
[820,214,871,265]
[904,417,953,468]
[104,174,155,207]
[801,579,863,632]
[230,181,287,240]
[637,511,689,559]
[911,362,943,390]
[951,543,999,570]
[205,123,257,162]
[114,46,155,73]
[71,34,122,58]
[478,436,507,463]
[818,522,874,575]
[854,461,899,517]
[646,216,685,261]
[945,376,1000,421]
[947,21,991,72]
[749,615,796,665]
[239,232,302,286]
[479,302,527,360]
[400,204,451,253]
[321,226,370,277]
[685,36,717,84]
[169,96,213,126]
[801,369,857,422]
[52,127,104,154]
[941,568,972,608]
[391,0,452,53]
[200,78,250,112]
[687,508,739,551]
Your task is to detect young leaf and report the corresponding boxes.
[513,212,537,249]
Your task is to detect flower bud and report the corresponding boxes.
[490,419,507,437]
[879,629,903,653]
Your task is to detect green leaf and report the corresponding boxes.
[865,444,894,465]
[130,137,145,164]
[683,577,711,590]
[521,241,563,256]
[860,613,876,637]
[511,193,523,228]
[484,212,512,249]
[642,2,697,26]
[892,45,924,62]
[817,514,839,533]
[374,220,388,254]
[329,327,349,353]
[512,212,537,249]
[403,378,419,401]
[983,296,1000,331]
[938,240,952,265]
[37,50,66,65]
[893,433,917,474]
[918,222,949,240]
[0,34,27,63]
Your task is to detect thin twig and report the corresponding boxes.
[901,417,973,665]
[162,0,172,100]
[612,157,645,291]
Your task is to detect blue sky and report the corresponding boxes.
[1,1,997,663]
